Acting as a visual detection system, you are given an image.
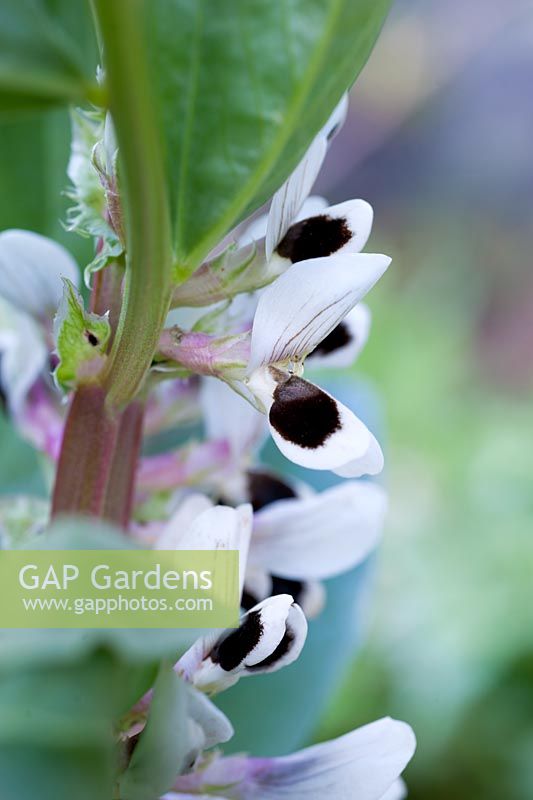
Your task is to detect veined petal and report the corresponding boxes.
[0,230,79,320]
[271,199,373,270]
[247,717,416,800]
[248,254,390,371]
[266,135,327,260]
[239,196,327,248]
[171,715,415,800]
[265,93,349,258]
[177,594,307,694]
[247,370,384,476]
[307,303,371,369]
[250,481,387,580]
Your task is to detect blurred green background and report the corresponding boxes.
[313,1,533,798]
[0,0,531,797]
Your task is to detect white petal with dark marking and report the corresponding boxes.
[273,199,373,267]
[265,94,349,258]
[248,253,389,371]
[250,481,387,579]
[307,304,371,368]
[247,370,383,476]
[266,136,328,260]
[178,594,307,694]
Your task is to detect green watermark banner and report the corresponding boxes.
[0,550,240,629]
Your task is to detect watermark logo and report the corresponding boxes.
[0,550,239,628]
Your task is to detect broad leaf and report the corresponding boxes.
[0,651,120,800]
[143,0,391,271]
[0,0,98,113]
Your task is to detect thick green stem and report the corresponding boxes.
[93,0,173,410]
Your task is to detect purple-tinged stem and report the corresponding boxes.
[102,400,144,528]
[51,384,120,519]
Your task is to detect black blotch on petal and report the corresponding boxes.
[310,321,352,357]
[276,215,352,263]
[210,610,263,672]
[270,376,341,449]
[247,470,297,512]
[270,576,304,605]
[247,628,294,671]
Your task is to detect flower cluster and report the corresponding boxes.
[0,95,415,797]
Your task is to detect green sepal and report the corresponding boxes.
[53,278,111,391]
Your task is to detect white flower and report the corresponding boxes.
[167,716,416,800]
[245,252,389,475]
[177,594,307,694]
[265,93,349,258]
[243,478,387,617]
[306,302,372,369]
[154,497,252,597]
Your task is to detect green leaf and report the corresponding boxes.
[143,0,391,271]
[53,278,111,391]
[0,0,100,113]
[120,663,186,800]
[0,650,119,800]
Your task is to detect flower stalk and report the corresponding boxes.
[52,0,174,524]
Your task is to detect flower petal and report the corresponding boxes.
[0,230,79,319]
[186,684,234,751]
[179,594,307,694]
[242,573,326,620]
[379,779,408,800]
[272,199,373,268]
[250,481,387,580]
[239,196,328,248]
[307,303,371,369]
[248,717,416,800]
[154,494,214,550]
[248,253,390,371]
[246,469,298,512]
[266,135,327,260]
[0,297,47,414]
[200,377,268,461]
[265,94,348,258]
[247,370,384,476]
[157,501,252,597]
